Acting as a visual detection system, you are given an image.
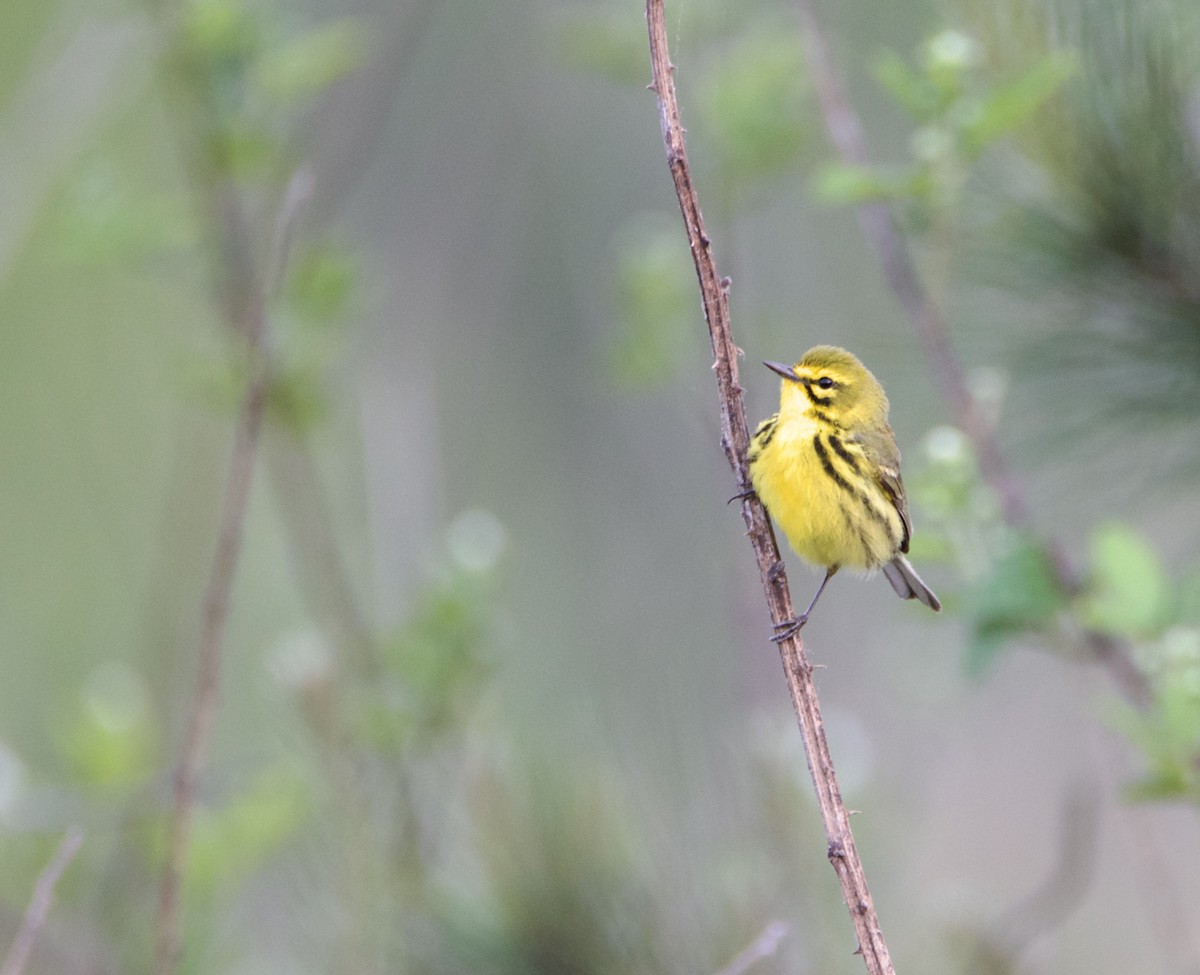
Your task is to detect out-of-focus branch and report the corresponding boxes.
[714,920,789,975]
[146,33,311,975]
[152,337,271,975]
[0,828,84,975]
[646,2,896,972]
[264,438,374,665]
[993,787,1098,954]
[792,0,1150,707]
[793,0,1028,529]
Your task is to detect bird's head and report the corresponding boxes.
[763,345,889,426]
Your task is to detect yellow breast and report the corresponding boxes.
[749,413,902,571]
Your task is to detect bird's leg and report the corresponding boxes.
[767,559,787,585]
[801,566,837,621]
[769,567,838,643]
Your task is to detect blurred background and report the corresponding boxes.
[1,0,1199,972]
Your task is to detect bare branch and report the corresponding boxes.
[0,827,84,975]
[152,346,271,975]
[646,2,897,971]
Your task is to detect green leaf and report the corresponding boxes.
[60,663,155,789]
[810,162,919,204]
[254,19,367,103]
[965,52,1076,149]
[187,766,311,892]
[965,536,1065,674]
[964,628,1008,678]
[183,0,262,62]
[874,49,938,118]
[266,362,329,434]
[610,219,695,386]
[697,31,810,181]
[1080,522,1170,638]
[1109,630,1200,803]
[286,243,356,326]
[209,124,278,178]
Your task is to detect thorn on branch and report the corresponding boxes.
[788,654,813,681]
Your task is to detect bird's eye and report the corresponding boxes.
[817,377,835,390]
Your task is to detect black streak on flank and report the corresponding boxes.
[826,434,862,474]
[755,415,779,451]
[815,434,895,538]
[811,434,853,494]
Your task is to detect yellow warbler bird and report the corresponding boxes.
[747,345,940,637]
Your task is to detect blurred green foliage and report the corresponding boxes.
[592,1,813,386]
[1116,627,1200,801]
[694,26,810,186]
[60,663,157,791]
[610,217,696,387]
[185,765,311,894]
[964,534,1066,675]
[1079,522,1173,640]
[914,417,1200,798]
[813,28,1073,220]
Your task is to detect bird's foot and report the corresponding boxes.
[770,614,807,643]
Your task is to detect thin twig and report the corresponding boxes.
[147,16,315,956]
[792,0,1150,707]
[0,827,84,975]
[645,3,896,972]
[992,786,1098,954]
[714,920,789,975]
[152,349,271,975]
[263,437,375,666]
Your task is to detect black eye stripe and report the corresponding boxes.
[802,384,835,407]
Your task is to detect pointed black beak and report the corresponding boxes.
[763,360,801,382]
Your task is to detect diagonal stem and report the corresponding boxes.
[152,352,271,975]
[646,2,897,971]
[0,827,84,975]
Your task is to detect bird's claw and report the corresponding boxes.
[727,486,757,505]
[770,615,807,643]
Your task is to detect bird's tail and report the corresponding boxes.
[883,554,941,612]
